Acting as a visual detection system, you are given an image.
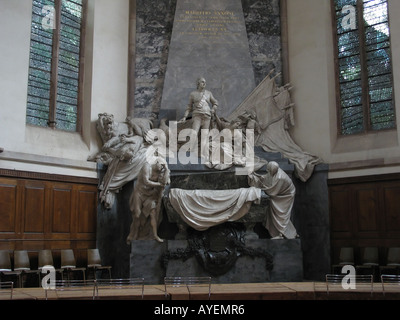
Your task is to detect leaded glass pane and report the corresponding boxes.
[26,0,55,127]
[363,0,395,131]
[334,0,395,135]
[340,80,363,107]
[341,105,364,135]
[55,0,83,131]
[337,31,360,58]
[370,101,396,130]
[338,55,362,83]
[27,0,83,132]
[335,0,358,12]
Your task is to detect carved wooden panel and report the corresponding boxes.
[0,174,98,251]
[0,180,17,233]
[329,174,400,265]
[23,184,46,234]
[51,186,72,234]
[383,184,400,233]
[76,189,97,234]
[356,186,378,234]
[329,186,352,234]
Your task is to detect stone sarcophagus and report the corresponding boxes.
[163,170,270,241]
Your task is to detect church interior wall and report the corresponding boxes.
[287,0,400,270]
[0,0,130,179]
[1,0,400,281]
[286,0,400,180]
[2,0,399,182]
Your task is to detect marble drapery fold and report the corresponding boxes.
[248,162,297,239]
[169,187,262,231]
[229,74,323,182]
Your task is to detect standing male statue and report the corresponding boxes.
[248,161,298,239]
[180,77,219,131]
[179,77,219,154]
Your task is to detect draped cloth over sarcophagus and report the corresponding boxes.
[168,187,262,231]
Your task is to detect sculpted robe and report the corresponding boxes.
[248,162,298,239]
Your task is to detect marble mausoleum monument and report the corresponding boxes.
[90,0,330,284]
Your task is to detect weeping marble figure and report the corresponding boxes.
[127,156,170,244]
[248,161,298,239]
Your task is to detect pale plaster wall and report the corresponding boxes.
[1,0,400,180]
[286,0,400,179]
[0,0,130,178]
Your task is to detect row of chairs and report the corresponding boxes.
[331,247,400,279]
[0,249,112,288]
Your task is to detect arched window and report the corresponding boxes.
[332,0,395,135]
[26,0,86,132]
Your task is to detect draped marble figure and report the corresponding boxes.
[88,113,151,209]
[127,156,170,244]
[248,161,298,239]
[229,72,323,182]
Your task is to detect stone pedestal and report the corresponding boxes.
[292,164,331,281]
[165,238,303,283]
[129,238,303,284]
[97,159,330,283]
[130,241,167,284]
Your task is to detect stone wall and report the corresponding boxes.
[134,0,177,118]
[133,0,283,117]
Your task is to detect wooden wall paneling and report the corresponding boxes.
[0,178,18,234]
[76,187,97,236]
[50,183,73,237]
[329,186,353,237]
[355,185,379,238]
[382,183,400,237]
[0,178,19,249]
[22,181,46,236]
[329,175,400,266]
[0,173,98,260]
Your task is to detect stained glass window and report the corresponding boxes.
[27,0,85,132]
[333,0,395,135]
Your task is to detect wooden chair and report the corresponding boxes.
[380,247,400,276]
[87,249,112,280]
[61,249,86,281]
[38,249,64,286]
[13,250,40,287]
[331,247,355,274]
[0,250,22,288]
[356,247,380,280]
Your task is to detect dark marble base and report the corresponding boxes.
[130,240,167,285]
[97,161,330,282]
[292,164,331,281]
[130,238,303,284]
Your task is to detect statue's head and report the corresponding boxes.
[98,113,114,127]
[197,77,206,89]
[267,161,279,176]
